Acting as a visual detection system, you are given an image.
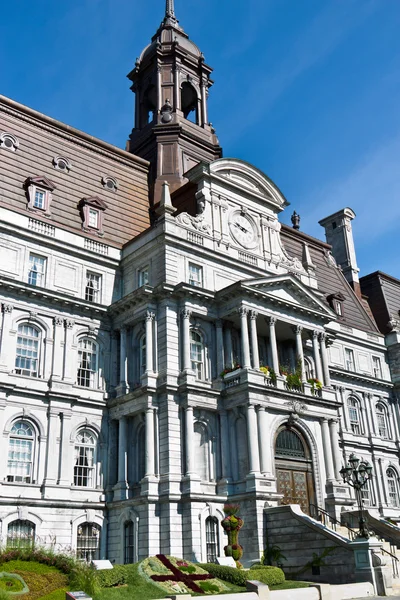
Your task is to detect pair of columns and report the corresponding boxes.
[321,418,342,481]
[116,408,157,491]
[119,311,155,389]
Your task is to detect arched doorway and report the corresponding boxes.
[274,426,316,514]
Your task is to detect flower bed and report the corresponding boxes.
[140,555,228,595]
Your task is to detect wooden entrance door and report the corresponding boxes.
[275,428,316,515]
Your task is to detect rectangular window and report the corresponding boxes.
[33,189,46,210]
[188,263,203,287]
[377,412,387,438]
[7,438,33,483]
[85,272,102,303]
[138,267,149,287]
[88,208,99,229]
[373,356,382,379]
[28,254,46,287]
[334,301,343,316]
[345,348,355,371]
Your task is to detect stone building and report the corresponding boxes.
[0,0,399,567]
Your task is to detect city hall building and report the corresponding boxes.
[0,0,399,566]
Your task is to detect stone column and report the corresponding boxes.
[246,404,260,474]
[157,66,162,112]
[293,325,306,382]
[145,311,155,374]
[44,408,60,484]
[249,311,260,369]
[367,393,378,436]
[52,317,64,381]
[58,411,73,485]
[145,408,155,477]
[181,309,192,372]
[337,387,350,431]
[117,416,128,486]
[329,419,342,480]
[110,332,119,388]
[372,454,383,509]
[267,316,280,374]
[224,323,233,368]
[321,418,335,482]
[362,393,373,437]
[215,320,225,377]
[0,303,13,370]
[63,319,75,381]
[174,65,180,111]
[185,406,195,475]
[319,332,331,387]
[257,407,272,475]
[312,331,324,384]
[201,79,208,126]
[379,458,389,506]
[219,410,231,480]
[239,307,251,369]
[119,327,128,389]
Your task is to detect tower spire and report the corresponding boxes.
[165,0,175,18]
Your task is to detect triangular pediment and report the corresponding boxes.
[25,176,56,191]
[240,274,336,318]
[79,196,108,210]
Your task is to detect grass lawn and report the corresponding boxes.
[0,560,68,600]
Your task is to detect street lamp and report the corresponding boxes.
[340,453,373,539]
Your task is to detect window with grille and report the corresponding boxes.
[138,267,149,287]
[345,349,355,371]
[28,254,46,287]
[15,324,40,377]
[139,334,146,375]
[376,404,388,438]
[85,272,101,303]
[373,356,382,379]
[7,421,35,483]
[77,338,98,388]
[74,429,97,487]
[205,517,219,563]
[88,208,99,229]
[348,398,361,434]
[190,330,204,379]
[188,263,203,287]
[76,522,100,561]
[275,429,306,458]
[124,521,135,564]
[7,520,35,548]
[387,468,399,507]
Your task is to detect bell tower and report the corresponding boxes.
[126,0,222,206]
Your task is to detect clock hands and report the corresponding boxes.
[234,221,249,234]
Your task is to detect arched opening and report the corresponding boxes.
[181,82,198,124]
[142,84,157,125]
[205,516,219,563]
[274,426,316,515]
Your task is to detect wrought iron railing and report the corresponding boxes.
[309,504,357,541]
[381,546,399,579]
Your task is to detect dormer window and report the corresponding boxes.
[327,292,345,317]
[102,176,118,192]
[25,176,56,217]
[0,132,19,152]
[53,155,72,172]
[78,196,107,235]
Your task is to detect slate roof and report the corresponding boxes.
[360,271,400,334]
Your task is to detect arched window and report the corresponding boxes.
[15,324,40,377]
[7,421,35,483]
[190,330,205,380]
[376,404,388,439]
[77,338,98,388]
[304,357,315,380]
[76,522,100,561]
[74,429,97,487]
[275,429,306,459]
[348,397,361,435]
[205,516,219,563]
[194,422,211,481]
[7,520,35,548]
[181,82,198,123]
[387,468,399,507]
[124,521,135,564]
[139,334,146,376]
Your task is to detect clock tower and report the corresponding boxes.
[127,0,222,208]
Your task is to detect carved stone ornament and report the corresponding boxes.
[388,318,400,332]
[146,311,155,322]
[65,319,75,329]
[3,303,13,314]
[324,250,338,267]
[160,99,173,123]
[54,316,64,326]
[176,211,211,234]
[285,398,307,416]
[180,308,192,319]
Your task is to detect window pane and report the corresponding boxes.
[15,325,39,377]
[205,517,218,563]
[74,429,97,487]
[85,272,101,303]
[138,268,149,287]
[28,254,46,287]
[76,523,100,562]
[189,263,203,287]
[124,522,135,564]
[88,209,99,228]
[77,339,98,388]
[34,190,45,209]
[7,520,35,548]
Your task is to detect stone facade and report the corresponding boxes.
[0,0,399,568]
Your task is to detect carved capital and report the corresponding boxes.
[65,319,75,329]
[266,316,277,326]
[319,332,327,343]
[238,307,248,318]
[54,316,64,327]
[181,308,192,319]
[312,330,320,340]
[3,304,13,314]
[292,325,303,335]
[249,310,258,320]
[145,311,155,322]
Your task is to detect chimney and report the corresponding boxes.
[319,208,361,298]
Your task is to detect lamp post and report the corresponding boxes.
[340,453,373,539]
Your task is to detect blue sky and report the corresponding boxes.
[1,0,400,277]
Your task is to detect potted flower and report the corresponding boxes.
[279,366,288,381]
[259,365,270,377]
[220,362,242,378]
[307,377,322,392]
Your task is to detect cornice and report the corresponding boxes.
[330,367,393,389]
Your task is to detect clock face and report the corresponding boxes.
[229,212,257,247]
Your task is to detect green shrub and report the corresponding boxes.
[248,567,285,586]
[0,590,10,600]
[96,564,131,588]
[69,563,100,598]
[198,564,247,586]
